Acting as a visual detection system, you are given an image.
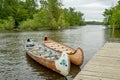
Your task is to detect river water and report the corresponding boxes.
[0,25,120,80]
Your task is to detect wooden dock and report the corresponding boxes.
[73,43,120,80]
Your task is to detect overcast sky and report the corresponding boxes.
[62,0,119,21]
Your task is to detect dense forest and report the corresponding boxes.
[0,0,85,30]
[103,0,120,29]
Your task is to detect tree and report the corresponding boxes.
[33,8,51,27]
[24,0,37,19]
[63,7,84,26]
[58,12,69,28]
[47,0,61,21]
[110,9,120,28]
[0,0,38,29]
[103,9,113,26]
[40,0,48,9]
[103,0,120,29]
[0,0,85,30]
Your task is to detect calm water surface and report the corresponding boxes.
[0,25,120,80]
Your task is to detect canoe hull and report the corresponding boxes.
[44,37,84,65]
[26,51,70,76]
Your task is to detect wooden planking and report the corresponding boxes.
[73,75,117,80]
[82,64,120,75]
[80,71,120,79]
[88,56,120,68]
[102,43,120,48]
[73,43,120,80]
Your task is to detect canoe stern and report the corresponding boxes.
[69,47,84,65]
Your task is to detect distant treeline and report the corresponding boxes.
[86,21,103,25]
[0,0,85,30]
[103,0,120,29]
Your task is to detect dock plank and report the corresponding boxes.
[88,56,120,67]
[80,71,120,79]
[73,43,120,80]
[74,75,117,80]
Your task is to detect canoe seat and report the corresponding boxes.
[41,54,60,60]
[32,50,37,54]
[44,56,51,60]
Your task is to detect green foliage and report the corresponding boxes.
[0,20,4,29]
[58,12,69,29]
[0,17,14,30]
[47,0,61,21]
[103,0,120,29]
[0,0,38,29]
[110,9,120,28]
[49,18,58,29]
[63,8,85,26]
[0,0,85,30]
[19,8,50,30]
[33,8,51,27]
[4,17,15,30]
[24,0,37,19]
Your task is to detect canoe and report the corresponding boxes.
[25,39,70,76]
[44,37,84,65]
